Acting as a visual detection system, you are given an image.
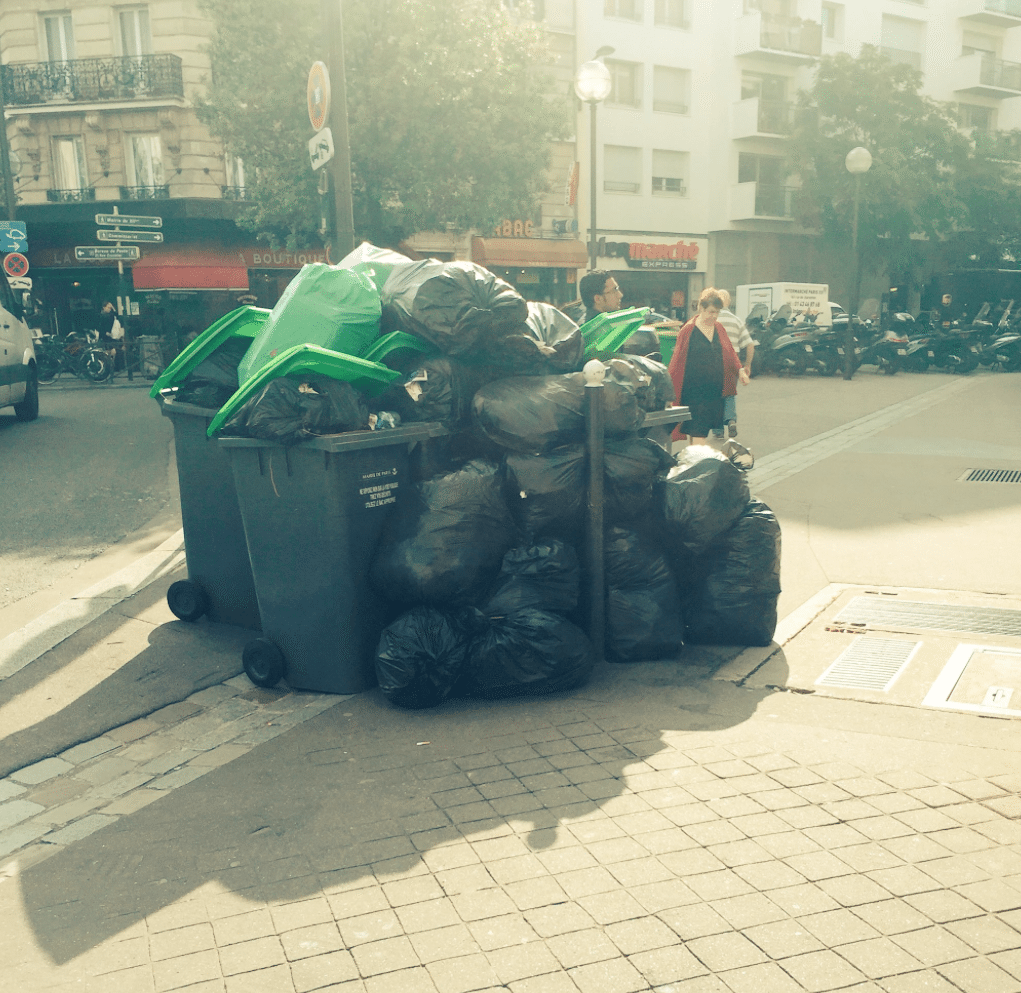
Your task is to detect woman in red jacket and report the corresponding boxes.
[668,287,749,444]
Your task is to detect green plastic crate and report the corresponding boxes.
[207,343,401,438]
[149,305,269,397]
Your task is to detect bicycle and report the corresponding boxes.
[34,333,114,385]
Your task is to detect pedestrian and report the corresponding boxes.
[578,269,624,323]
[667,287,749,446]
[96,301,124,366]
[715,289,754,438]
[936,292,956,328]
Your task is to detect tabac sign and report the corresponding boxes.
[597,236,708,271]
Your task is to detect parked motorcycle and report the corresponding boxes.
[907,311,980,374]
[977,299,1021,370]
[748,303,817,376]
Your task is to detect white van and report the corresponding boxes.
[0,268,38,421]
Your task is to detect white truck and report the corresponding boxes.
[735,282,831,327]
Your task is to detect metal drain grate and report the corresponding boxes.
[836,596,1021,638]
[960,468,1021,484]
[817,637,920,691]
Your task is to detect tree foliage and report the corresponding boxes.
[196,0,568,249]
[790,46,1021,281]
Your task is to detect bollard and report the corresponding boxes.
[584,358,606,665]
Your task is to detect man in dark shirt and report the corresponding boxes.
[578,270,624,323]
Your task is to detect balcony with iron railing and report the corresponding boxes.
[0,54,184,108]
[735,12,821,62]
[731,182,800,221]
[221,186,251,200]
[119,185,170,200]
[46,187,97,203]
[953,51,1021,96]
[733,97,796,139]
[959,0,1021,28]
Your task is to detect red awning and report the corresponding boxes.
[131,249,250,290]
[471,237,588,269]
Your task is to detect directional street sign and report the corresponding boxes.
[96,229,164,244]
[309,127,335,171]
[9,277,31,290]
[0,222,28,254]
[94,213,162,229]
[75,245,141,261]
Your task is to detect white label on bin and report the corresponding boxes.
[360,468,399,509]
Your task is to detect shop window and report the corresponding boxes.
[604,144,642,194]
[52,136,88,189]
[652,149,687,196]
[605,0,643,21]
[653,66,689,114]
[119,5,153,57]
[655,0,691,29]
[43,12,75,61]
[606,59,643,109]
[127,134,165,187]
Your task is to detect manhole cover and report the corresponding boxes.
[816,637,920,692]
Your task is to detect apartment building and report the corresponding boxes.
[569,0,1021,315]
[0,1,323,342]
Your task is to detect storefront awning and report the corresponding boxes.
[471,237,588,269]
[131,249,250,291]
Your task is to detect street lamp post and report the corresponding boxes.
[574,58,612,272]
[844,146,872,380]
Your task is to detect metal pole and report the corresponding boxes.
[585,362,605,664]
[324,0,355,260]
[844,174,861,380]
[0,70,17,221]
[588,100,598,271]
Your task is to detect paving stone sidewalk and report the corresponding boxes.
[3,671,1020,993]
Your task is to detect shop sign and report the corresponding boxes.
[241,248,328,268]
[598,237,702,270]
[492,219,535,238]
[236,292,259,305]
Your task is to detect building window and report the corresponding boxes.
[52,136,88,189]
[744,0,795,14]
[43,12,75,62]
[604,0,643,21]
[738,151,786,186]
[119,6,153,57]
[652,149,687,196]
[820,3,843,41]
[606,60,643,108]
[604,144,642,193]
[962,31,998,58]
[127,134,165,187]
[653,66,689,114]
[654,0,691,29]
[741,71,787,101]
[225,155,246,189]
[880,15,924,71]
[958,104,996,131]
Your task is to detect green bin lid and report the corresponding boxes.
[206,342,402,437]
[149,305,269,397]
[580,306,650,358]
[361,330,437,367]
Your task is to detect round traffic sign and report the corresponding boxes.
[3,252,29,277]
[307,61,331,132]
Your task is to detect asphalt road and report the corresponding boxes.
[0,384,177,611]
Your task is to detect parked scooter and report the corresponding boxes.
[979,299,1021,370]
[855,311,912,375]
[748,303,817,376]
[907,311,981,374]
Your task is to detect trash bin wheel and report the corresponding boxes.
[167,580,210,622]
[243,638,285,688]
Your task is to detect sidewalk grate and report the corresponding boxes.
[835,596,1021,638]
[960,468,1021,484]
[816,637,920,692]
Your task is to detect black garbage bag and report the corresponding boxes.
[222,373,368,443]
[685,501,782,647]
[503,445,586,542]
[483,302,584,373]
[604,436,676,524]
[380,260,528,356]
[619,328,663,360]
[613,354,673,410]
[605,527,686,663]
[369,459,516,607]
[374,357,497,428]
[458,608,595,698]
[473,372,644,453]
[483,541,580,616]
[375,608,472,709]
[658,447,750,557]
[174,336,251,408]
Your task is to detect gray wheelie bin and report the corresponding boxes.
[219,422,447,693]
[159,394,261,629]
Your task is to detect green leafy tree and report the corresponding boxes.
[197,0,567,249]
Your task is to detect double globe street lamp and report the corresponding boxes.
[574,53,613,272]
[844,145,873,380]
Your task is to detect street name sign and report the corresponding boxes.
[94,213,162,228]
[96,229,164,244]
[75,245,142,261]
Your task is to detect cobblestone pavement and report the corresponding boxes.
[3,673,1020,993]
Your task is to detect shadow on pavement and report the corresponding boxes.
[18,647,787,966]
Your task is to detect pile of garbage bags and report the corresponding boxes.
[183,245,780,707]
